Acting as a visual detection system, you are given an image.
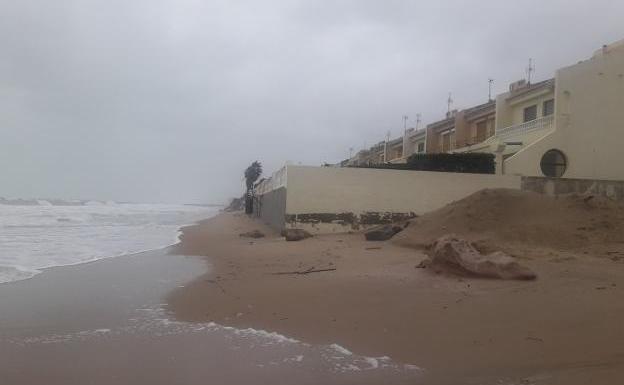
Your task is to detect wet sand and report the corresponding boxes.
[169,211,624,384]
[0,247,420,384]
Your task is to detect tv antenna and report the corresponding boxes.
[488,78,494,101]
[447,93,453,115]
[526,58,535,84]
[415,113,422,129]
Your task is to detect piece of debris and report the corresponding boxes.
[365,246,382,250]
[271,267,336,275]
[364,224,404,241]
[239,230,265,238]
[427,234,537,280]
[281,228,313,241]
[415,260,429,269]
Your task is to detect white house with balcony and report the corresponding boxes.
[454,39,624,181]
[452,79,556,169]
[504,39,624,180]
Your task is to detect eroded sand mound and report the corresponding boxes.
[393,189,624,253]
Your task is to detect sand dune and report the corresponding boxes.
[394,188,624,257]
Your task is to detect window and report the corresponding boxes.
[475,121,487,142]
[540,149,567,178]
[543,99,554,116]
[442,133,451,152]
[417,142,425,153]
[523,105,537,122]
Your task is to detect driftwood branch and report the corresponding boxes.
[271,267,336,275]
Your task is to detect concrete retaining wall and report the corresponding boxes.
[280,165,522,233]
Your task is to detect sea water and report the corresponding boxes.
[0,201,216,284]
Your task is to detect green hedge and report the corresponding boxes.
[351,153,495,174]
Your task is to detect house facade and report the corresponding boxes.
[343,38,623,181]
[385,137,404,163]
[404,128,427,156]
[504,39,624,180]
[426,100,496,155]
[425,114,456,153]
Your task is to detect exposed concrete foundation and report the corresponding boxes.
[521,176,624,201]
[285,211,416,233]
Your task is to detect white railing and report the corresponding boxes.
[255,166,287,195]
[495,115,554,138]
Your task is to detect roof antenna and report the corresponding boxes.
[488,78,494,101]
[446,93,453,118]
[526,58,535,85]
[415,113,422,130]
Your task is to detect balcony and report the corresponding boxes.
[456,132,494,148]
[495,115,554,138]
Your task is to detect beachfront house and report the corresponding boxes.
[404,128,427,157]
[503,39,624,180]
[426,100,497,155]
[447,39,624,181]
[385,137,404,163]
[343,38,624,182]
[425,112,457,153]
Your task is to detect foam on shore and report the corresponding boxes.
[4,304,423,375]
[0,203,216,284]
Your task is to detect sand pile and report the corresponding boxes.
[393,188,624,254]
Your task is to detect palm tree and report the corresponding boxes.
[244,161,263,192]
[244,161,262,214]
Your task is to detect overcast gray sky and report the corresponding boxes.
[1,0,623,203]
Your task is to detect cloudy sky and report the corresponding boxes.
[1,0,623,203]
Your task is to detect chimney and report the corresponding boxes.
[509,79,528,93]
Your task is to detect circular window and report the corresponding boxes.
[540,149,567,178]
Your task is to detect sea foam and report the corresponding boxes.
[0,203,216,284]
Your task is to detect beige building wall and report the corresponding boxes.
[284,165,521,233]
[505,40,624,180]
[495,85,554,130]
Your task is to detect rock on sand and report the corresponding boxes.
[364,224,404,241]
[281,228,313,241]
[239,230,265,238]
[429,234,536,280]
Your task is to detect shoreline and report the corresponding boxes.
[0,211,218,286]
[0,235,421,385]
[168,211,624,384]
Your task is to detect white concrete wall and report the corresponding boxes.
[284,165,521,233]
[505,40,624,180]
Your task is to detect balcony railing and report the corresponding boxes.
[456,133,494,148]
[495,115,554,138]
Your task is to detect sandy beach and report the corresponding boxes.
[0,233,420,385]
[169,191,624,384]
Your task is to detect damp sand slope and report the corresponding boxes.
[0,248,420,385]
